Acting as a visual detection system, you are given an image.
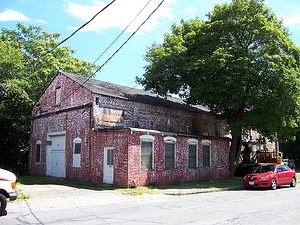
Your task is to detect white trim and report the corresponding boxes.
[202,139,211,167]
[164,136,176,169]
[202,140,211,145]
[140,135,154,170]
[103,147,114,184]
[73,138,81,168]
[164,136,176,143]
[47,131,66,137]
[73,138,81,144]
[35,140,42,164]
[188,138,198,145]
[140,135,155,142]
[188,139,198,169]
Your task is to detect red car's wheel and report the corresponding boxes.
[290,177,297,187]
[270,178,277,190]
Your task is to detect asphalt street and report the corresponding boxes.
[1,183,300,224]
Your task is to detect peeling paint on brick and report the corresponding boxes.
[30,72,230,187]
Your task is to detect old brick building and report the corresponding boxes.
[30,71,230,187]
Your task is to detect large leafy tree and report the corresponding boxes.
[0,23,100,174]
[137,0,300,176]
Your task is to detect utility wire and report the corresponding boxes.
[92,0,152,65]
[96,0,165,74]
[50,0,165,111]
[0,0,116,82]
[56,0,153,106]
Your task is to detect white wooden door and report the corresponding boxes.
[49,135,66,178]
[103,147,114,184]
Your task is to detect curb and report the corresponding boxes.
[164,186,244,196]
[165,178,300,195]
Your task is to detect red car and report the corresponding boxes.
[243,164,297,190]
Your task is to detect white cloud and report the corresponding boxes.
[0,9,29,21]
[66,0,174,34]
[35,19,46,24]
[185,7,196,15]
[281,14,300,26]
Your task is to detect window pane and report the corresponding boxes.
[165,143,175,169]
[189,144,197,168]
[107,149,114,166]
[141,142,153,169]
[74,143,81,154]
[203,145,211,167]
[36,144,41,163]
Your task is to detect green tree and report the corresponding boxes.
[0,23,100,174]
[137,0,300,176]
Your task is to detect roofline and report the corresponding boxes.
[60,71,210,114]
[92,127,231,141]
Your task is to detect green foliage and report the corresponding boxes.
[137,0,300,175]
[0,23,100,174]
[128,180,138,188]
[280,131,300,168]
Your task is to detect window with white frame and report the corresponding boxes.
[164,137,176,169]
[202,140,211,167]
[35,140,41,163]
[140,135,154,170]
[73,138,81,167]
[188,139,198,169]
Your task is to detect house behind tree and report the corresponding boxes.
[30,71,230,187]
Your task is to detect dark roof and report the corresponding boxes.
[61,72,210,114]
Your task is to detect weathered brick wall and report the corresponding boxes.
[126,132,230,186]
[30,117,48,176]
[30,72,93,177]
[93,95,227,137]
[32,73,93,117]
[65,109,91,182]
[30,72,230,187]
[90,130,129,187]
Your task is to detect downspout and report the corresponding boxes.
[65,111,68,178]
[88,105,92,182]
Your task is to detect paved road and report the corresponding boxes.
[1,184,300,224]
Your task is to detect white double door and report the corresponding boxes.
[47,135,66,178]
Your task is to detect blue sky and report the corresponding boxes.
[1,0,300,89]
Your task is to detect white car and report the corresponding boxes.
[0,168,18,214]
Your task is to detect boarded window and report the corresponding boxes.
[55,87,61,105]
[141,141,153,170]
[203,144,211,167]
[188,144,197,168]
[165,143,175,169]
[35,144,41,163]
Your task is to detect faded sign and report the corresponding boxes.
[103,108,124,123]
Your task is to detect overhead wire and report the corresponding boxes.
[45,0,165,112]
[92,0,152,65]
[0,0,116,82]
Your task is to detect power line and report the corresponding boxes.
[92,0,152,65]
[53,0,154,108]
[95,0,165,74]
[0,0,116,82]
[46,0,165,112]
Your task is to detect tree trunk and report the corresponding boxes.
[229,134,243,177]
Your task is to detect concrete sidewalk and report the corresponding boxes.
[163,186,244,195]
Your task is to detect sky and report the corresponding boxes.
[1,0,300,90]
